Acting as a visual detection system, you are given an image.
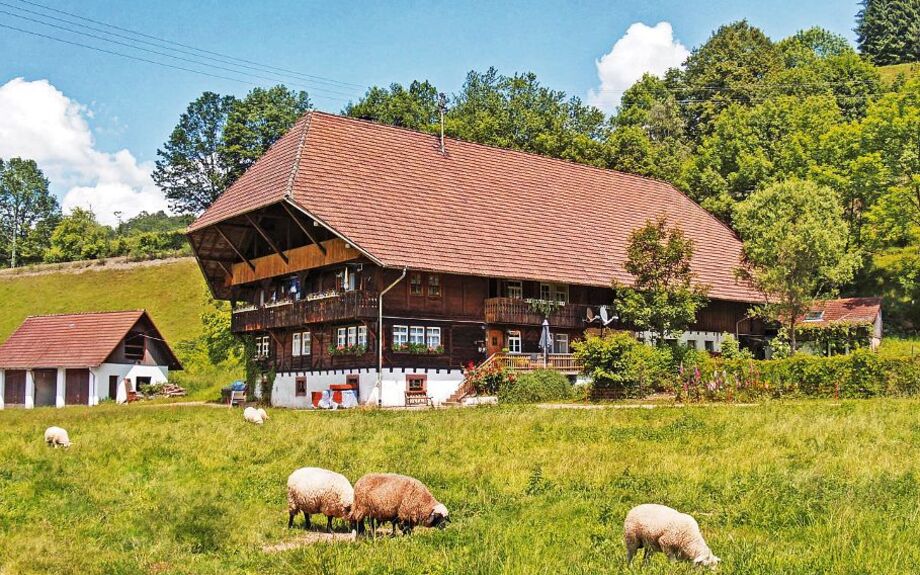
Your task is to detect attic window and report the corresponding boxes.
[804,311,825,322]
[124,331,145,360]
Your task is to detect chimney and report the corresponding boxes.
[438,92,447,154]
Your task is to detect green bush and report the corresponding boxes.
[498,370,573,403]
[573,332,671,398]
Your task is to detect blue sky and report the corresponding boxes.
[0,0,859,221]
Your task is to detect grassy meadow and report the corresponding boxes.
[2,400,920,574]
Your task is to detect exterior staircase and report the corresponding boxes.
[443,352,583,406]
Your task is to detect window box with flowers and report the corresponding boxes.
[392,342,446,355]
[328,344,367,356]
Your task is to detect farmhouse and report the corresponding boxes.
[187,111,764,408]
[0,310,182,409]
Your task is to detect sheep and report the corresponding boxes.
[623,504,720,568]
[351,473,449,538]
[243,406,268,424]
[44,426,71,448]
[286,467,355,533]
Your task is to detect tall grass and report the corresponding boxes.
[2,400,920,574]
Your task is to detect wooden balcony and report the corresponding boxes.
[231,290,378,333]
[483,297,589,329]
[488,352,583,375]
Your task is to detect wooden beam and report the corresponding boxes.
[281,201,326,255]
[215,225,256,271]
[245,214,289,263]
[230,238,360,285]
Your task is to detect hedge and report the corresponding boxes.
[675,349,920,402]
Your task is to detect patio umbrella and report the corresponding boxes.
[538,318,551,367]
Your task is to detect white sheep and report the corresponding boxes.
[624,504,720,567]
[44,426,71,448]
[243,406,268,424]
[287,467,355,533]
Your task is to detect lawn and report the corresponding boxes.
[2,400,920,574]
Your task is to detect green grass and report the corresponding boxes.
[878,337,920,359]
[0,258,210,345]
[2,400,920,574]
[878,62,919,86]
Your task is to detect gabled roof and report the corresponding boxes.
[798,297,882,326]
[0,310,182,370]
[190,111,761,303]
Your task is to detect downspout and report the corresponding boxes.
[376,267,407,407]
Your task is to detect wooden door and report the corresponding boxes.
[65,369,90,405]
[4,370,26,404]
[486,329,504,357]
[33,369,57,407]
[108,375,119,400]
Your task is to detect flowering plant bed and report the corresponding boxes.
[392,343,445,354]
[328,344,367,356]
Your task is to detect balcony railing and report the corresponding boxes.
[487,352,583,374]
[231,290,379,333]
[484,297,589,329]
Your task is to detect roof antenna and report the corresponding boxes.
[438,92,447,154]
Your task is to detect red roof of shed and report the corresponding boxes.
[190,111,761,302]
[799,297,882,326]
[0,310,181,369]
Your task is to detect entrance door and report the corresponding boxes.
[33,369,57,407]
[65,369,90,405]
[4,370,26,404]
[108,375,119,400]
[486,329,503,357]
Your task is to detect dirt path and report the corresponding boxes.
[263,531,357,552]
[537,402,758,409]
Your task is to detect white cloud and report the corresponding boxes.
[0,77,167,225]
[587,22,690,114]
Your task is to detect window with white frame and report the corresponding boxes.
[257,335,270,357]
[337,327,347,348]
[348,326,357,347]
[302,331,311,355]
[392,325,408,348]
[506,280,523,299]
[554,333,569,354]
[507,330,522,354]
[426,327,441,349]
[410,326,425,345]
[292,332,301,356]
[357,326,367,347]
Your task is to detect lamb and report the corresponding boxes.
[623,504,719,568]
[286,467,355,533]
[351,473,449,537]
[44,426,71,448]
[243,406,268,424]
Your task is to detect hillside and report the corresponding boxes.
[878,62,919,86]
[0,257,210,345]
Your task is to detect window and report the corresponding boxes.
[337,327,347,348]
[357,326,367,347]
[507,331,522,354]
[302,332,311,355]
[256,335,270,357]
[124,331,145,361]
[686,339,699,350]
[804,310,824,322]
[410,273,423,296]
[346,374,359,387]
[410,326,425,345]
[554,333,569,354]
[704,340,714,352]
[506,280,523,299]
[428,274,441,297]
[337,267,356,291]
[348,326,357,347]
[407,374,427,393]
[295,377,307,397]
[292,333,301,356]
[426,327,441,350]
[393,325,408,348]
[540,283,568,303]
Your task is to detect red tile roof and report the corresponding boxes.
[190,112,762,302]
[0,310,180,369]
[798,297,882,326]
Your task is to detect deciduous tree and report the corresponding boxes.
[0,157,59,267]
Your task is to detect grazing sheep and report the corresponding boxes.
[351,473,449,537]
[243,406,268,425]
[286,467,355,533]
[624,504,720,568]
[44,426,71,448]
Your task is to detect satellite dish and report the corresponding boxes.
[599,306,610,325]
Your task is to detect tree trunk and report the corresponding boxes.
[789,318,797,354]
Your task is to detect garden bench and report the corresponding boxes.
[405,390,433,407]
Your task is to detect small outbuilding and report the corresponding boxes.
[0,310,182,409]
[797,297,883,353]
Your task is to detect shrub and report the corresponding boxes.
[466,361,515,395]
[573,332,671,398]
[498,370,573,404]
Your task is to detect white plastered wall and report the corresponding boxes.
[270,368,464,408]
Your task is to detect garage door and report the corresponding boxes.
[65,369,90,406]
[33,369,57,407]
[4,370,26,404]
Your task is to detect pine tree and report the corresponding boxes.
[855,0,920,65]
